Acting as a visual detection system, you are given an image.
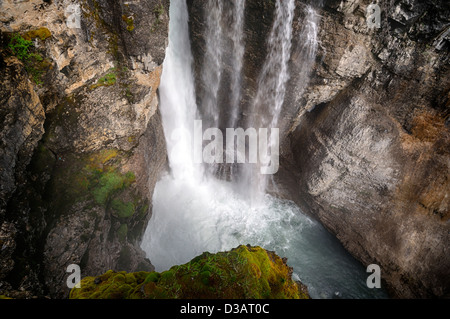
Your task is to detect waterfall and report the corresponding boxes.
[197,0,247,179]
[250,0,295,130]
[157,0,200,182]
[240,0,295,201]
[227,0,246,130]
[200,0,246,130]
[200,0,224,128]
[293,5,320,108]
[141,0,388,299]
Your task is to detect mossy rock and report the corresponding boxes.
[90,69,117,90]
[69,245,309,299]
[110,198,135,219]
[117,224,128,243]
[122,15,135,32]
[22,27,52,41]
[6,31,52,85]
[43,147,137,219]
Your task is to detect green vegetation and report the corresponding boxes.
[22,27,52,41]
[47,147,137,214]
[150,3,165,33]
[74,150,136,208]
[122,15,135,32]
[33,138,143,245]
[81,0,135,97]
[154,3,165,18]
[91,170,135,205]
[7,31,52,85]
[117,224,128,243]
[111,198,135,218]
[69,245,309,299]
[7,33,33,60]
[90,66,133,93]
[90,68,117,90]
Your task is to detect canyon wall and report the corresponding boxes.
[0,0,169,298]
[284,0,449,298]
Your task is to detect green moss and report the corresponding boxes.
[117,224,128,243]
[139,202,150,217]
[87,149,119,168]
[122,15,135,32]
[111,198,135,218]
[70,245,309,299]
[93,172,124,205]
[107,35,119,60]
[7,32,52,85]
[144,272,161,284]
[154,3,165,19]
[22,27,52,41]
[78,150,135,207]
[82,0,106,30]
[90,65,132,91]
[45,148,137,218]
[81,0,117,57]
[91,170,135,206]
[90,69,117,90]
[150,3,165,33]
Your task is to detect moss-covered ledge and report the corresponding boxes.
[69,245,310,299]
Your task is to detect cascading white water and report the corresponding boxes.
[156,0,201,182]
[198,0,247,180]
[240,0,295,200]
[251,0,295,130]
[227,0,246,130]
[292,5,320,105]
[141,0,388,299]
[201,0,224,127]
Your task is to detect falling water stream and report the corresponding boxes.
[141,0,388,299]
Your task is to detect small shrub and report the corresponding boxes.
[8,33,33,60]
[111,198,135,219]
[90,68,117,90]
[7,33,51,85]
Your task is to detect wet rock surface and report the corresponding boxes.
[0,0,168,298]
[283,0,450,298]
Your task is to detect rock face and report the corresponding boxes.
[283,0,450,298]
[284,0,449,298]
[0,55,45,214]
[69,245,310,299]
[186,0,449,298]
[0,51,46,296]
[0,0,169,298]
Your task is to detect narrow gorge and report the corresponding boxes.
[0,0,449,300]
